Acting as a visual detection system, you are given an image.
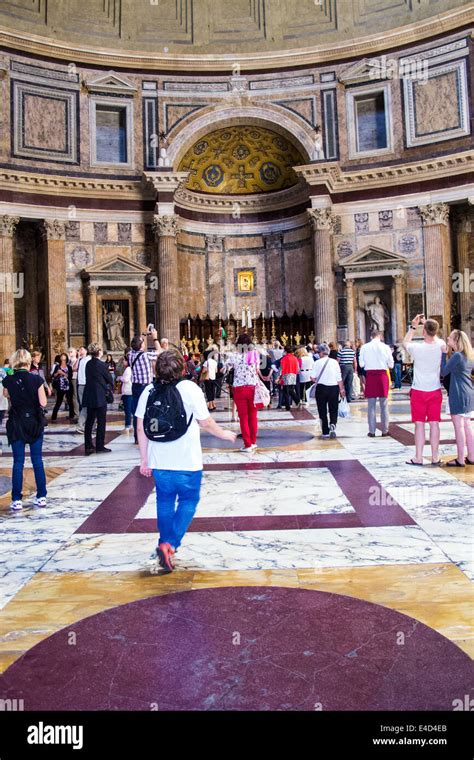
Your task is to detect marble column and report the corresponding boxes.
[263,232,285,316]
[419,203,451,331]
[345,277,356,340]
[87,285,98,345]
[393,274,406,343]
[205,235,225,319]
[308,208,337,342]
[153,214,180,345]
[137,285,147,337]
[0,215,20,360]
[454,210,473,338]
[40,220,67,364]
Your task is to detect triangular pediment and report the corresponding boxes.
[343,246,407,268]
[83,255,151,275]
[85,71,137,94]
[338,58,389,85]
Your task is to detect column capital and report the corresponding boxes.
[153,214,180,238]
[41,219,67,241]
[0,215,20,237]
[307,208,335,232]
[453,208,474,233]
[205,234,224,253]
[88,283,98,294]
[138,284,147,295]
[419,203,450,227]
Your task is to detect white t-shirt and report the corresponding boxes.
[359,339,394,370]
[135,379,210,471]
[310,357,342,386]
[406,338,446,391]
[77,355,91,385]
[204,357,217,381]
[120,366,132,395]
[298,355,314,382]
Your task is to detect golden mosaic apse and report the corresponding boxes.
[177,126,305,194]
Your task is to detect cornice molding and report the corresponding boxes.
[174,180,309,215]
[295,151,474,193]
[0,153,472,208]
[0,7,471,72]
[0,169,150,200]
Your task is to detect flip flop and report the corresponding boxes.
[446,459,465,467]
[465,458,474,465]
[431,461,443,466]
[406,459,423,466]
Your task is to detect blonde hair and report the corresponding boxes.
[295,347,308,358]
[10,348,31,370]
[451,330,474,361]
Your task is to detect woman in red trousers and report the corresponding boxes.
[226,334,260,452]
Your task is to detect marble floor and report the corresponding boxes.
[0,392,472,710]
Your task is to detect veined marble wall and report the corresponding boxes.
[0,30,471,176]
[177,225,313,320]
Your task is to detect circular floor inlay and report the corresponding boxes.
[0,586,472,711]
[201,429,314,449]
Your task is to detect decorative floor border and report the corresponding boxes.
[75,460,415,535]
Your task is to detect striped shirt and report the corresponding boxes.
[337,347,356,365]
[127,349,158,385]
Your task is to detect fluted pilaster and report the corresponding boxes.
[0,215,20,360]
[419,203,451,331]
[308,208,337,342]
[153,214,180,344]
[41,220,67,363]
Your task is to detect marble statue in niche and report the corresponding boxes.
[158,131,171,167]
[365,296,389,334]
[311,126,325,160]
[103,303,127,351]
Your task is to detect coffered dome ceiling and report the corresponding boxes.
[0,0,468,69]
[178,126,305,195]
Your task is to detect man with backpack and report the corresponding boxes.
[135,348,237,573]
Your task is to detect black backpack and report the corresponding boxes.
[143,379,193,442]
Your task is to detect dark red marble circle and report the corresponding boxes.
[0,586,472,711]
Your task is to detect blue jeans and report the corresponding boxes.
[153,469,203,549]
[122,394,133,427]
[11,435,47,502]
[393,363,402,389]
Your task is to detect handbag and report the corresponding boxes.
[352,373,361,397]
[254,378,270,409]
[308,359,330,401]
[106,388,114,404]
[200,364,209,382]
[338,396,350,418]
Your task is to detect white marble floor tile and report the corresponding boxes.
[137,467,353,519]
[40,525,449,573]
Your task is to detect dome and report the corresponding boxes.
[0,0,468,70]
[177,126,305,194]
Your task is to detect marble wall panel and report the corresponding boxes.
[284,244,313,315]
[177,249,206,317]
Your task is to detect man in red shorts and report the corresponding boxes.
[403,314,446,466]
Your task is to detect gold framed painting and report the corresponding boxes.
[237,270,254,293]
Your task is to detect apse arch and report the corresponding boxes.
[166,103,315,169]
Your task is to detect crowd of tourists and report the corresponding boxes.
[0,316,472,574]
